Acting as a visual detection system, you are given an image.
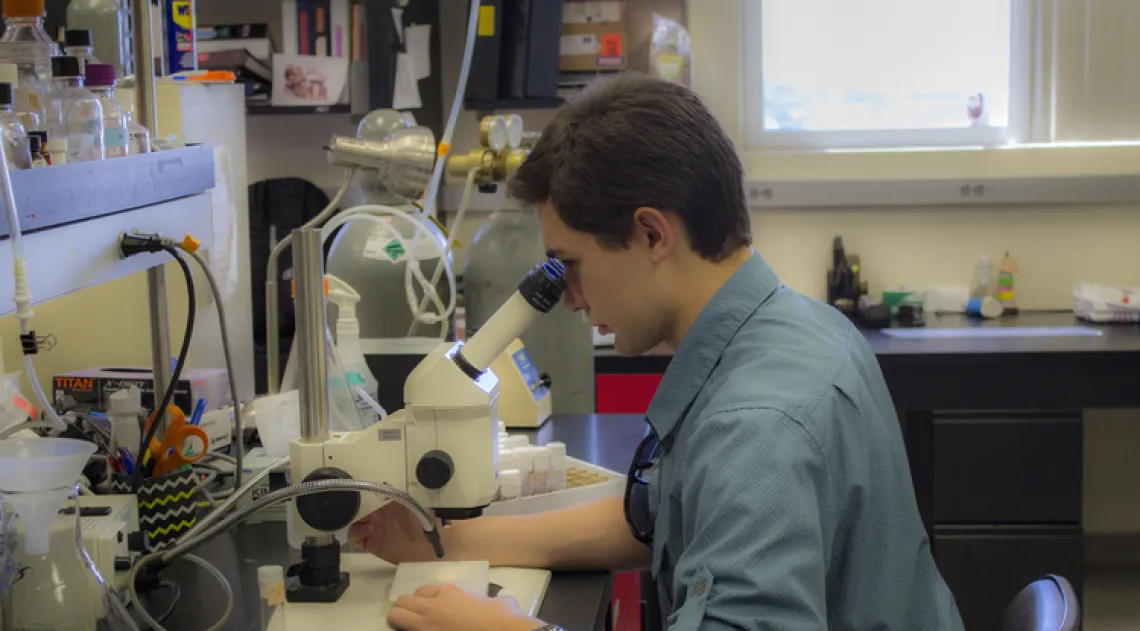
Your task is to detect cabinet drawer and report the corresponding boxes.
[932,413,1082,525]
[935,531,1083,631]
[596,374,662,414]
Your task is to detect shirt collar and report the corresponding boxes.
[645,252,781,440]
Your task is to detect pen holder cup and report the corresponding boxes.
[112,469,199,551]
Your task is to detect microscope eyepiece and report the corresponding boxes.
[518,258,567,314]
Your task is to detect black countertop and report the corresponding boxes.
[164,415,644,631]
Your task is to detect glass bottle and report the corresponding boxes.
[63,29,99,73]
[28,134,46,166]
[116,96,151,155]
[0,0,57,131]
[0,63,38,131]
[66,0,129,76]
[0,82,31,169]
[44,56,102,163]
[83,64,126,158]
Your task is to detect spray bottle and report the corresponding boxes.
[327,274,380,424]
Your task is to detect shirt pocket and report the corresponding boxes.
[665,566,714,631]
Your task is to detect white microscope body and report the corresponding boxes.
[284,261,566,603]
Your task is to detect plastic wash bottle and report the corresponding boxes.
[327,274,381,425]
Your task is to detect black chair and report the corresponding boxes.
[1002,575,1080,631]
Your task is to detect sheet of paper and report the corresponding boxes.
[405,23,432,79]
[392,7,405,43]
[392,52,422,109]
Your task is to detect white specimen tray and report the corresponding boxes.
[272,554,551,630]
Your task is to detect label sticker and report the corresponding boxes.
[600,33,623,57]
[266,583,286,606]
[511,347,547,401]
[478,5,496,37]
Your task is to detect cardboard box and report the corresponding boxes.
[53,367,231,416]
[560,2,627,72]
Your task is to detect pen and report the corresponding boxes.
[189,398,207,426]
[118,447,135,476]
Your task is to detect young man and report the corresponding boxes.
[351,74,965,631]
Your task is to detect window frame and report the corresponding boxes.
[741,0,1034,151]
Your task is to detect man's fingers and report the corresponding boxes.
[413,584,444,598]
[386,606,425,631]
[394,595,432,615]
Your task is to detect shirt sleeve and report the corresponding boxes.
[667,408,831,631]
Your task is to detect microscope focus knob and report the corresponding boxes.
[296,467,361,532]
[416,450,455,490]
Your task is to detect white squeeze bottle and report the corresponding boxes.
[327,274,380,424]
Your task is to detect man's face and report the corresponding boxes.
[537,202,667,356]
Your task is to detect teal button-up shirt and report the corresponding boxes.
[644,253,964,630]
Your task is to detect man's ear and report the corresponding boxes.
[632,207,674,262]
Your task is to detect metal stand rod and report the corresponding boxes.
[147,266,173,430]
[130,0,158,133]
[293,228,329,442]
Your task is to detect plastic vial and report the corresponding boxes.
[257,565,287,631]
[0,82,31,169]
[514,447,536,497]
[63,29,99,72]
[497,421,507,434]
[499,469,522,501]
[45,55,102,162]
[84,63,126,157]
[45,136,66,164]
[531,446,550,495]
[0,62,38,130]
[546,442,567,492]
[28,133,45,166]
[499,448,518,476]
[505,435,529,450]
[0,0,57,130]
[108,386,142,454]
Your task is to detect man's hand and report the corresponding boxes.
[349,504,454,564]
[387,584,541,631]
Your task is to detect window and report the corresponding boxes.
[742,0,1031,150]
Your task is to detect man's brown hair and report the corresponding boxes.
[507,73,751,261]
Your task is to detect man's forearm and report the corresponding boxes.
[457,496,650,571]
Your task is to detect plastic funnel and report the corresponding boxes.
[0,437,95,554]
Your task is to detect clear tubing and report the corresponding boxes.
[408,167,479,338]
[320,206,457,327]
[420,0,480,219]
[0,113,65,430]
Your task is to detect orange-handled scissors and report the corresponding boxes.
[144,406,210,477]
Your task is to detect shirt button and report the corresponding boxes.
[695,581,708,596]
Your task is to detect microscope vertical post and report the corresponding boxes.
[293,228,330,442]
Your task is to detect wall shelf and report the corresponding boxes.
[465,97,564,112]
[246,104,351,116]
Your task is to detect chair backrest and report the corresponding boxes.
[1001,575,1080,631]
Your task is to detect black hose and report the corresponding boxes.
[132,246,196,493]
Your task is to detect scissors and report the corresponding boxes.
[143,405,210,477]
